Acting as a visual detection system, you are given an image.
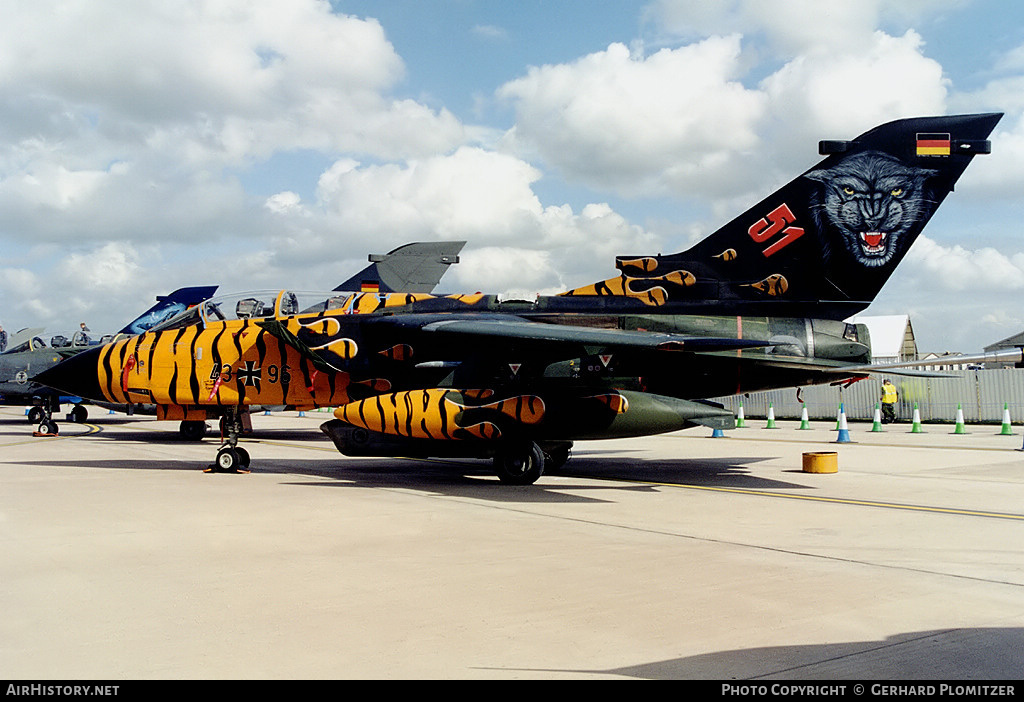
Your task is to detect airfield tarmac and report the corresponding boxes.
[2,406,1023,680]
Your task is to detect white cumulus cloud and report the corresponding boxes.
[498,37,765,198]
[265,148,659,294]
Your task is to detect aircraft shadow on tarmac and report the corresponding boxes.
[11,445,810,505]
[273,451,807,501]
[7,454,663,504]
[559,452,806,491]
[4,416,810,499]
[504,627,1024,679]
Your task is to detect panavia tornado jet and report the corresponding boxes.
[9,241,463,436]
[36,114,1001,483]
[1,286,217,432]
[85,240,466,437]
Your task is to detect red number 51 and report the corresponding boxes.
[748,203,804,257]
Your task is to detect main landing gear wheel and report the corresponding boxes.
[27,407,44,424]
[179,420,208,441]
[68,405,88,423]
[493,441,545,485]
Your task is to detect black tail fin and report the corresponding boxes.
[115,285,218,336]
[562,113,1001,318]
[334,241,465,293]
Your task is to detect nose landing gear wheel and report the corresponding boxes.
[34,420,59,437]
[204,407,252,473]
[207,446,251,474]
[29,396,61,436]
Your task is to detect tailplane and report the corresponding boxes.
[562,113,1001,318]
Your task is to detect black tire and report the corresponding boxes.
[216,447,241,472]
[27,407,44,424]
[70,405,88,423]
[179,421,208,441]
[234,447,250,468]
[36,420,58,435]
[493,441,545,485]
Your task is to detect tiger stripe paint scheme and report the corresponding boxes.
[80,290,510,420]
[335,389,546,441]
[327,386,722,447]
[97,319,347,410]
[336,291,486,315]
[560,268,697,306]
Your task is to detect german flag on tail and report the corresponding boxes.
[916,133,951,157]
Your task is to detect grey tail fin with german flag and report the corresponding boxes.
[561,113,1002,319]
[334,241,465,294]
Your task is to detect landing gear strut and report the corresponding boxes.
[206,407,251,473]
[541,441,573,473]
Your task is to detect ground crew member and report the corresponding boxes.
[880,379,898,423]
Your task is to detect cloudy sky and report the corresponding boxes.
[2,0,1023,352]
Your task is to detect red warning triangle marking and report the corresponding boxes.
[509,363,521,376]
[599,354,613,367]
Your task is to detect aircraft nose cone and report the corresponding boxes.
[32,345,106,402]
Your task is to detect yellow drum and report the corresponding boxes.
[802,451,838,474]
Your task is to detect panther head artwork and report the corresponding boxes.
[804,151,937,268]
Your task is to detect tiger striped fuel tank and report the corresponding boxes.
[327,388,736,446]
[334,389,545,441]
